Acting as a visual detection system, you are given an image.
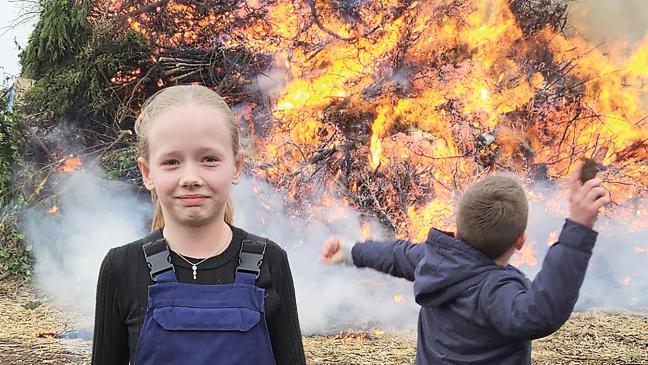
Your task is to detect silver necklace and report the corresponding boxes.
[175,253,210,280]
[172,228,233,280]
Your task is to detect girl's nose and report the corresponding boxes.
[179,165,203,187]
[180,177,201,188]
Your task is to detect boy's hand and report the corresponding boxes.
[569,160,610,228]
[320,237,344,264]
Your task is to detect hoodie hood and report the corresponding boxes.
[413,229,502,306]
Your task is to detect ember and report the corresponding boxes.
[332,329,374,341]
[59,156,83,174]
[35,332,57,339]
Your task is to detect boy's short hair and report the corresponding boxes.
[456,174,528,260]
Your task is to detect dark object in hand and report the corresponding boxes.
[580,158,606,183]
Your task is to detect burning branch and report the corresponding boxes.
[307,0,356,42]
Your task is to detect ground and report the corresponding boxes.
[1,278,647,365]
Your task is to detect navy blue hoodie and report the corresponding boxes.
[351,219,597,364]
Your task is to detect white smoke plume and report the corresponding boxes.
[22,166,151,317]
[568,0,648,48]
[22,165,420,333]
[231,176,419,333]
[20,164,648,337]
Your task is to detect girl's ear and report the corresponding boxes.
[232,153,243,184]
[137,157,155,191]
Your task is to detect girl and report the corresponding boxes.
[92,85,306,365]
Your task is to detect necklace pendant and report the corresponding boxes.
[192,264,197,280]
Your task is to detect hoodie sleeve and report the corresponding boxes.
[351,238,426,281]
[480,219,598,340]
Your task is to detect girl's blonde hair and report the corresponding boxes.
[134,85,241,231]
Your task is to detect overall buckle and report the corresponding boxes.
[143,238,174,281]
[236,239,266,279]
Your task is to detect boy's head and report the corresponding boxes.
[456,174,528,261]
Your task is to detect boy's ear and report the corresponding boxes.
[137,157,155,191]
[514,232,526,251]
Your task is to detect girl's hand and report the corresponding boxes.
[569,160,610,228]
[320,237,344,264]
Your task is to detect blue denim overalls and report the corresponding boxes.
[133,235,276,365]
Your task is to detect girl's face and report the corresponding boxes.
[138,104,242,228]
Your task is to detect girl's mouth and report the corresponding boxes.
[177,195,209,205]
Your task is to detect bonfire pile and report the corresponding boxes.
[33,0,645,239]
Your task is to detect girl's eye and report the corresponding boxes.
[203,156,220,164]
[162,159,180,166]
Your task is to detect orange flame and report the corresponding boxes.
[59,156,82,173]
[360,221,373,242]
[47,206,58,214]
[334,329,369,341]
[407,201,455,243]
[35,332,57,339]
[100,0,647,245]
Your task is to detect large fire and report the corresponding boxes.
[94,0,646,265]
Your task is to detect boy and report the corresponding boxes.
[321,162,609,364]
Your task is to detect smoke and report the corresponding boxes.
[231,176,419,333]
[21,167,647,337]
[22,165,419,333]
[248,68,289,98]
[517,182,648,311]
[22,166,151,317]
[568,0,648,48]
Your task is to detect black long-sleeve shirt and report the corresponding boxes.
[91,226,306,365]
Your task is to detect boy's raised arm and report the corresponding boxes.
[321,236,426,281]
[480,162,609,340]
[480,219,597,339]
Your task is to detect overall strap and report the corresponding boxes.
[235,233,267,285]
[143,238,176,283]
